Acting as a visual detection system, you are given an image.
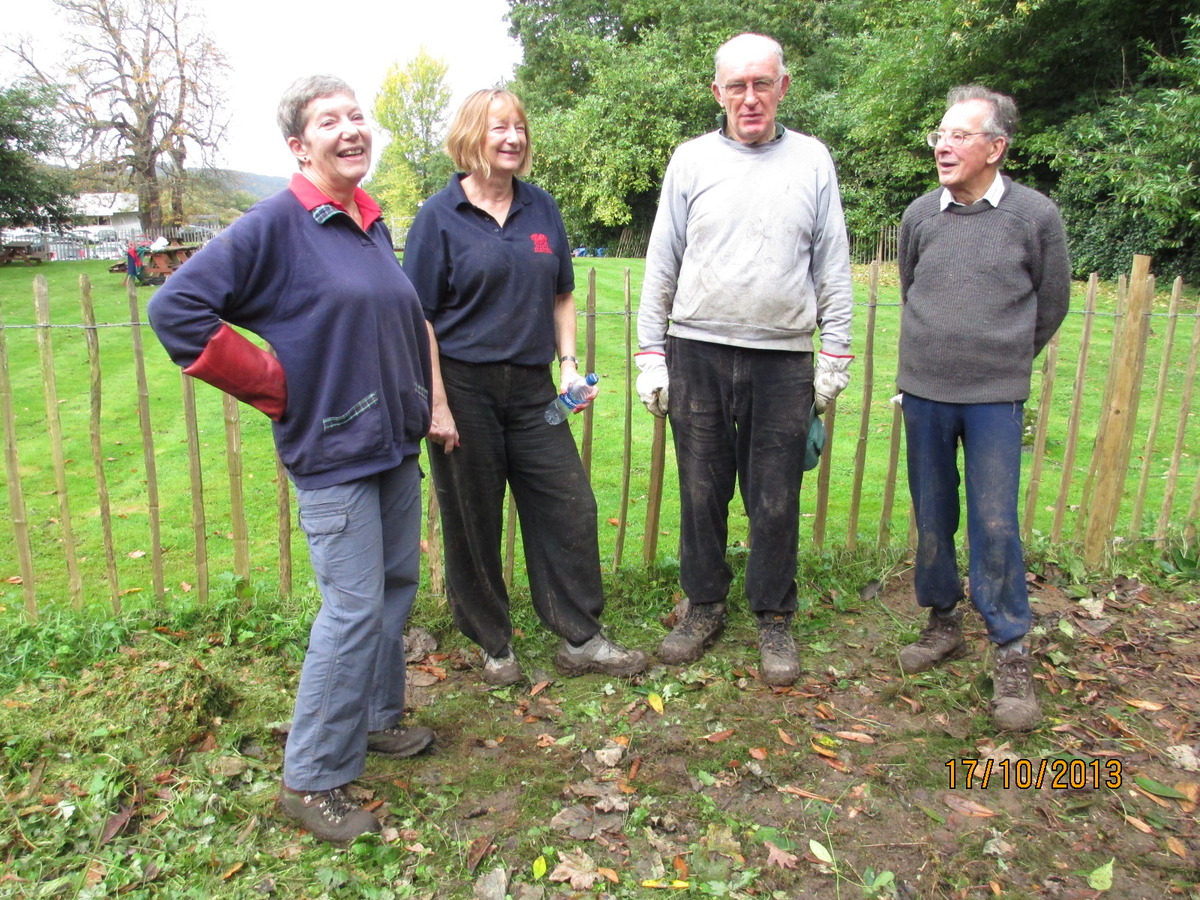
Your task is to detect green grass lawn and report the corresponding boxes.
[0,257,1196,621]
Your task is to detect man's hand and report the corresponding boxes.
[559,373,600,413]
[814,351,854,413]
[635,351,669,417]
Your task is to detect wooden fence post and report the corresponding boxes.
[1084,255,1155,564]
[127,280,165,602]
[0,298,37,620]
[223,393,250,591]
[34,275,84,608]
[1052,274,1098,543]
[181,374,209,603]
[613,268,633,571]
[1156,291,1200,539]
[80,275,122,614]
[1131,277,1184,533]
[1022,331,1061,541]
[643,416,667,565]
[847,260,880,549]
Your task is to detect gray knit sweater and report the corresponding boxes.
[638,126,853,355]
[897,176,1071,404]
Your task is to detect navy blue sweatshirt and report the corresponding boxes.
[148,176,431,489]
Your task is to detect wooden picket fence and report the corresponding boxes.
[0,255,1197,621]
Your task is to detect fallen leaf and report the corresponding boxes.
[596,866,620,883]
[647,693,665,714]
[764,840,800,869]
[749,747,768,760]
[530,680,550,696]
[673,855,688,878]
[549,848,600,889]
[834,731,876,744]
[1133,776,1188,800]
[1122,697,1165,711]
[704,729,735,743]
[944,795,995,817]
[532,855,547,879]
[221,862,243,880]
[809,736,839,759]
[1124,815,1153,834]
[466,834,494,873]
[1166,837,1188,859]
[536,734,556,748]
[777,784,835,803]
[128,549,146,559]
[777,727,797,746]
[809,839,834,864]
[1087,858,1114,890]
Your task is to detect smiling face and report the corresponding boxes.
[934,99,1007,205]
[480,96,528,178]
[287,92,372,197]
[712,38,789,145]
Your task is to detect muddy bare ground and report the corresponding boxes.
[392,569,1200,899]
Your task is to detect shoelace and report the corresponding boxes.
[311,788,357,823]
[994,653,1029,696]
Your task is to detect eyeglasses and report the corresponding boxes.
[719,77,781,98]
[926,130,994,148]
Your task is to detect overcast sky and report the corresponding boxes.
[0,0,523,175]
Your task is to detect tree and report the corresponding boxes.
[369,48,453,216]
[10,0,229,231]
[0,80,73,227]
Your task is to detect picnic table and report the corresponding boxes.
[0,243,50,265]
[141,242,200,278]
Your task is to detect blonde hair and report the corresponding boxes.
[445,89,532,178]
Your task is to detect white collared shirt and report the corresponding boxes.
[940,171,1005,211]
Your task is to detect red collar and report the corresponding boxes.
[288,173,382,231]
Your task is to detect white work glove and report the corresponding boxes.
[634,351,669,417]
[814,350,854,413]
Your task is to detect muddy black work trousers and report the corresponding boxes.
[427,358,605,657]
[666,336,815,615]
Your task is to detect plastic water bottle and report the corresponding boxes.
[544,372,599,425]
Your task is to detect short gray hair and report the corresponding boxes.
[277,75,357,140]
[714,33,788,82]
[946,84,1019,140]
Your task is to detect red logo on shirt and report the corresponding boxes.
[530,233,552,254]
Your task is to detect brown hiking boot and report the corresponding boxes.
[366,725,435,758]
[659,601,726,664]
[278,784,380,845]
[991,642,1041,731]
[556,632,648,677]
[756,613,800,686]
[480,647,523,686]
[899,608,967,674]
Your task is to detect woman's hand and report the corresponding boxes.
[558,371,599,413]
[427,397,460,453]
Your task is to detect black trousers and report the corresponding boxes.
[428,358,605,656]
[667,335,814,614]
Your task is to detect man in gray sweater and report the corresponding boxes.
[636,33,854,685]
[897,85,1070,730]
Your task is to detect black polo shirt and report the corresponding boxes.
[403,174,575,367]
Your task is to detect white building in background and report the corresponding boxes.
[73,193,140,231]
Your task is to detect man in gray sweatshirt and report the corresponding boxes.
[636,33,854,685]
[896,85,1070,731]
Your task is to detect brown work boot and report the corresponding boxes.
[480,646,523,686]
[756,612,800,686]
[899,607,967,674]
[278,784,380,845]
[991,642,1041,731]
[366,725,435,758]
[659,601,726,664]
[556,632,648,677]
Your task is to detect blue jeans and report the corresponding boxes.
[666,336,814,614]
[902,394,1030,645]
[427,358,604,656]
[284,457,422,792]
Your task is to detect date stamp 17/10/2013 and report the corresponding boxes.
[946,757,1123,790]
